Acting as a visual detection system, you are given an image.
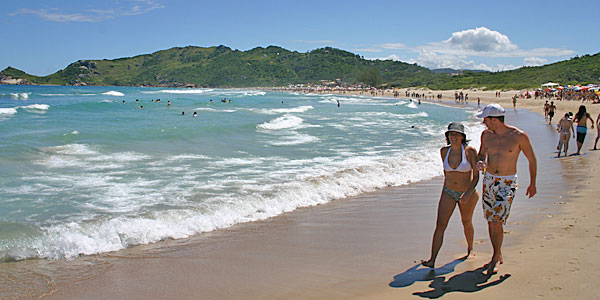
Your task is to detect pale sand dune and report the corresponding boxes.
[17,92,600,300]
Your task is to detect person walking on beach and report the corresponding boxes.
[544,101,549,120]
[556,113,574,157]
[476,104,537,275]
[547,101,556,124]
[573,105,595,155]
[594,113,600,150]
[422,122,480,268]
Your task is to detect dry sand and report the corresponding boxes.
[2,89,599,300]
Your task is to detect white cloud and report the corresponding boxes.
[524,57,548,66]
[446,27,517,52]
[10,1,164,22]
[408,49,523,71]
[122,0,165,16]
[352,48,383,53]
[415,27,576,59]
[11,8,103,22]
[378,43,407,50]
[296,40,335,44]
[372,27,579,71]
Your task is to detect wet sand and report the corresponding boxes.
[2,98,599,299]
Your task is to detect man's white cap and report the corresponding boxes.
[476,103,505,118]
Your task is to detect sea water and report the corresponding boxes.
[0,85,485,261]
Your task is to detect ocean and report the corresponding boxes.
[0,85,485,262]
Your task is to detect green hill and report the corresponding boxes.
[430,53,600,90]
[1,45,599,89]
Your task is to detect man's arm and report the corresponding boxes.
[520,132,537,198]
[477,132,488,171]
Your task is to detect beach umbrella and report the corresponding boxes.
[557,86,564,90]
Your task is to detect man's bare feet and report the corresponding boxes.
[484,259,502,275]
[421,259,435,268]
[466,250,475,260]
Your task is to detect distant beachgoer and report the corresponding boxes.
[595,113,600,150]
[168,101,171,107]
[122,100,125,104]
[476,103,537,275]
[512,96,517,108]
[422,122,479,268]
[477,97,480,106]
[544,100,549,120]
[556,113,574,157]
[182,111,185,116]
[573,105,595,155]
[547,101,556,124]
[136,99,139,103]
[193,111,197,118]
[337,100,340,107]
[139,105,143,109]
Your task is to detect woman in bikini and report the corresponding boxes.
[573,105,595,155]
[422,122,479,268]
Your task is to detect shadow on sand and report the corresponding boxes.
[412,267,511,299]
[389,258,465,288]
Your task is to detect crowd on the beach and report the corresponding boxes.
[510,86,600,103]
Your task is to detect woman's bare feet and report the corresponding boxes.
[421,259,435,268]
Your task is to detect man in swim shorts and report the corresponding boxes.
[476,104,537,275]
[547,101,556,124]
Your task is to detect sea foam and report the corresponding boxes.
[0,107,18,115]
[102,91,125,97]
[257,114,304,130]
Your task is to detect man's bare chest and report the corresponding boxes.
[485,135,519,155]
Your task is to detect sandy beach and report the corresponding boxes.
[2,90,599,300]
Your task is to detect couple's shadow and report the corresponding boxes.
[389,258,510,298]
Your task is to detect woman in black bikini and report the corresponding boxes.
[422,122,480,268]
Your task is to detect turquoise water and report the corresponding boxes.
[0,85,484,261]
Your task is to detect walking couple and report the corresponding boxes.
[422,104,537,275]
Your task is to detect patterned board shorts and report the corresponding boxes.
[482,172,518,224]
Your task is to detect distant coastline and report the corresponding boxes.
[2,45,598,90]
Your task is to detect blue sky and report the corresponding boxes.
[1,0,597,76]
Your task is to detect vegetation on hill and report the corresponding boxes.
[1,46,599,89]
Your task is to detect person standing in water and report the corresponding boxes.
[422,122,480,268]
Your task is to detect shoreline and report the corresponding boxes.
[2,90,599,299]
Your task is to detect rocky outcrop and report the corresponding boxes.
[0,74,30,85]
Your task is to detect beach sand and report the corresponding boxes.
[3,91,599,300]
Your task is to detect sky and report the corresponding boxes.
[1,0,597,76]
